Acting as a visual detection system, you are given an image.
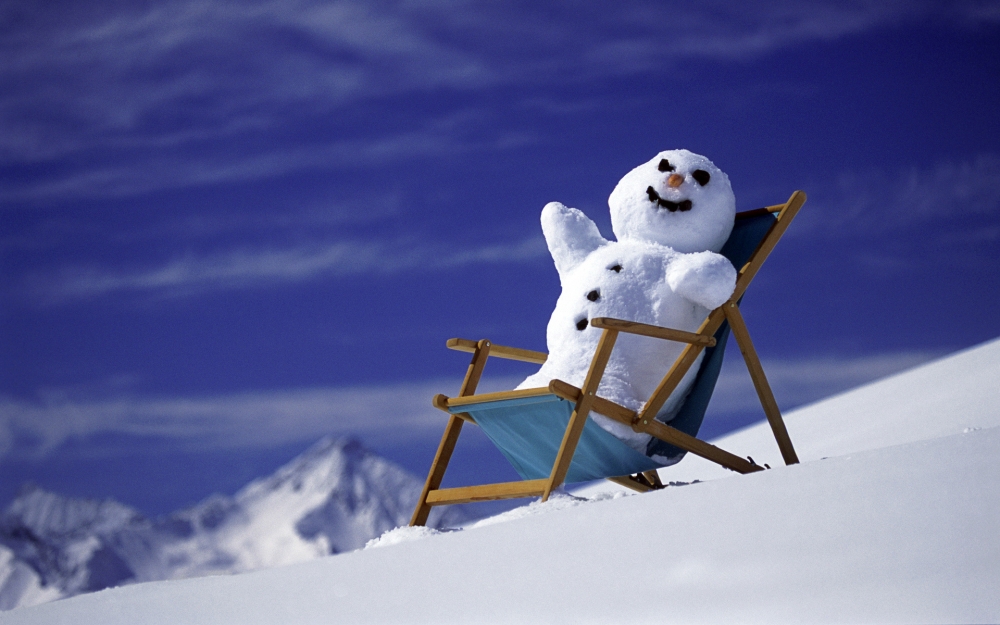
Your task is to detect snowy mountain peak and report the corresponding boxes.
[0,437,464,611]
[238,435,367,501]
[3,486,142,540]
[0,486,148,603]
[231,436,464,561]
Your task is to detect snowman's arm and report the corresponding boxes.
[666,251,737,310]
[541,202,608,280]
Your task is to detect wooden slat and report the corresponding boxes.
[548,379,762,475]
[432,393,450,411]
[432,394,475,424]
[723,304,799,466]
[549,379,640,425]
[410,339,491,526]
[546,378,581,402]
[432,402,476,424]
[606,475,654,493]
[461,339,491,396]
[544,329,619,499]
[590,317,716,347]
[439,386,554,408]
[447,338,548,364]
[410,415,465,527]
[639,418,763,475]
[424,479,548,505]
[735,204,784,219]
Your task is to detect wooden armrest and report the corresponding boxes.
[446,338,548,364]
[589,318,716,347]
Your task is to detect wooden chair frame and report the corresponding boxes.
[411,191,806,527]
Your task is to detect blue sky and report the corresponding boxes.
[2,0,999,515]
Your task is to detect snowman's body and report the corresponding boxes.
[517,150,737,460]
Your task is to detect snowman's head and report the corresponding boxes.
[609,149,735,253]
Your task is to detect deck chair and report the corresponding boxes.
[411,191,806,526]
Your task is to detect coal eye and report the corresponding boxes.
[692,169,711,186]
[576,318,588,331]
[657,159,675,172]
[586,289,600,301]
[609,264,622,273]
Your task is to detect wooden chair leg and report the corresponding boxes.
[722,304,799,465]
[543,329,618,500]
[606,470,663,493]
[410,416,464,526]
[607,475,654,493]
[641,470,663,488]
[410,340,492,526]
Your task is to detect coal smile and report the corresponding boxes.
[645,187,692,212]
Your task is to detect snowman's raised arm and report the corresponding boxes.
[541,202,608,281]
[666,251,737,311]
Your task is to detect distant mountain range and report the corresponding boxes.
[0,437,464,611]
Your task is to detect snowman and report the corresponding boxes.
[517,150,737,460]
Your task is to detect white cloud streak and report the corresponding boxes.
[0,350,943,461]
[25,152,1000,302]
[827,155,1000,231]
[0,379,464,461]
[782,154,1000,249]
[29,235,547,302]
[0,110,525,201]
[3,1,995,198]
[12,152,997,304]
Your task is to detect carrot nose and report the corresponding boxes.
[667,174,684,188]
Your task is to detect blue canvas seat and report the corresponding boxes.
[447,392,663,483]
[412,192,805,526]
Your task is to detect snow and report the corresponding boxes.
[538,201,608,280]
[608,149,735,254]
[363,525,445,549]
[517,239,723,450]
[518,150,737,451]
[4,336,999,624]
[0,547,60,611]
[665,249,737,310]
[620,333,1000,487]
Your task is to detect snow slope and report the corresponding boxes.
[4,337,999,624]
[570,335,1000,497]
[651,334,1000,484]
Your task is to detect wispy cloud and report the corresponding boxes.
[28,235,546,303]
[3,1,995,198]
[783,154,1000,251]
[0,373,525,461]
[826,155,1000,231]
[0,110,530,201]
[0,381,452,460]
